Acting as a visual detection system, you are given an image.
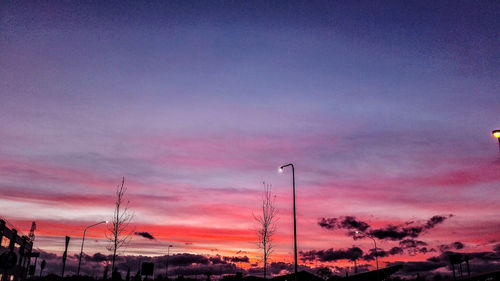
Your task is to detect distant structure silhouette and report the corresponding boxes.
[28,222,36,243]
[61,236,70,278]
[0,218,34,281]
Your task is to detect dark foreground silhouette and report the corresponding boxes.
[17,268,500,281]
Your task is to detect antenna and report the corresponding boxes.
[28,221,36,242]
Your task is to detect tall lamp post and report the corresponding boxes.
[77,221,108,276]
[166,244,173,279]
[492,130,500,151]
[279,163,298,281]
[355,231,379,281]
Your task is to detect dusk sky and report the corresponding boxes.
[1,0,499,277]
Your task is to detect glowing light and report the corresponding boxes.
[492,130,500,139]
[278,167,283,173]
[105,221,109,224]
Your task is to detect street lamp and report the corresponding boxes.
[279,163,298,281]
[166,244,173,279]
[492,130,500,150]
[77,221,108,276]
[355,231,379,281]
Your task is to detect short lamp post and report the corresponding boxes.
[279,163,298,281]
[77,221,108,276]
[355,231,379,281]
[166,245,173,279]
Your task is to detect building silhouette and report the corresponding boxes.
[0,219,34,281]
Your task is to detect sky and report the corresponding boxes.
[0,0,499,278]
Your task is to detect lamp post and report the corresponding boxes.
[77,221,108,276]
[166,244,173,279]
[279,163,298,281]
[355,231,379,281]
[492,130,500,151]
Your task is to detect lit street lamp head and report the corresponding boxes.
[492,130,500,152]
[279,163,293,172]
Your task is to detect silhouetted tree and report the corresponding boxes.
[254,182,278,279]
[113,268,123,281]
[103,265,109,281]
[126,267,131,281]
[316,267,332,280]
[433,273,443,281]
[133,269,141,281]
[107,177,135,273]
[40,260,46,277]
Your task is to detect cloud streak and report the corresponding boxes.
[319,215,453,241]
[135,232,155,240]
[300,247,364,262]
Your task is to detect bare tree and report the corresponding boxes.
[316,266,332,280]
[107,177,134,272]
[254,182,278,279]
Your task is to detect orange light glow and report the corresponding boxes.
[493,130,500,138]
